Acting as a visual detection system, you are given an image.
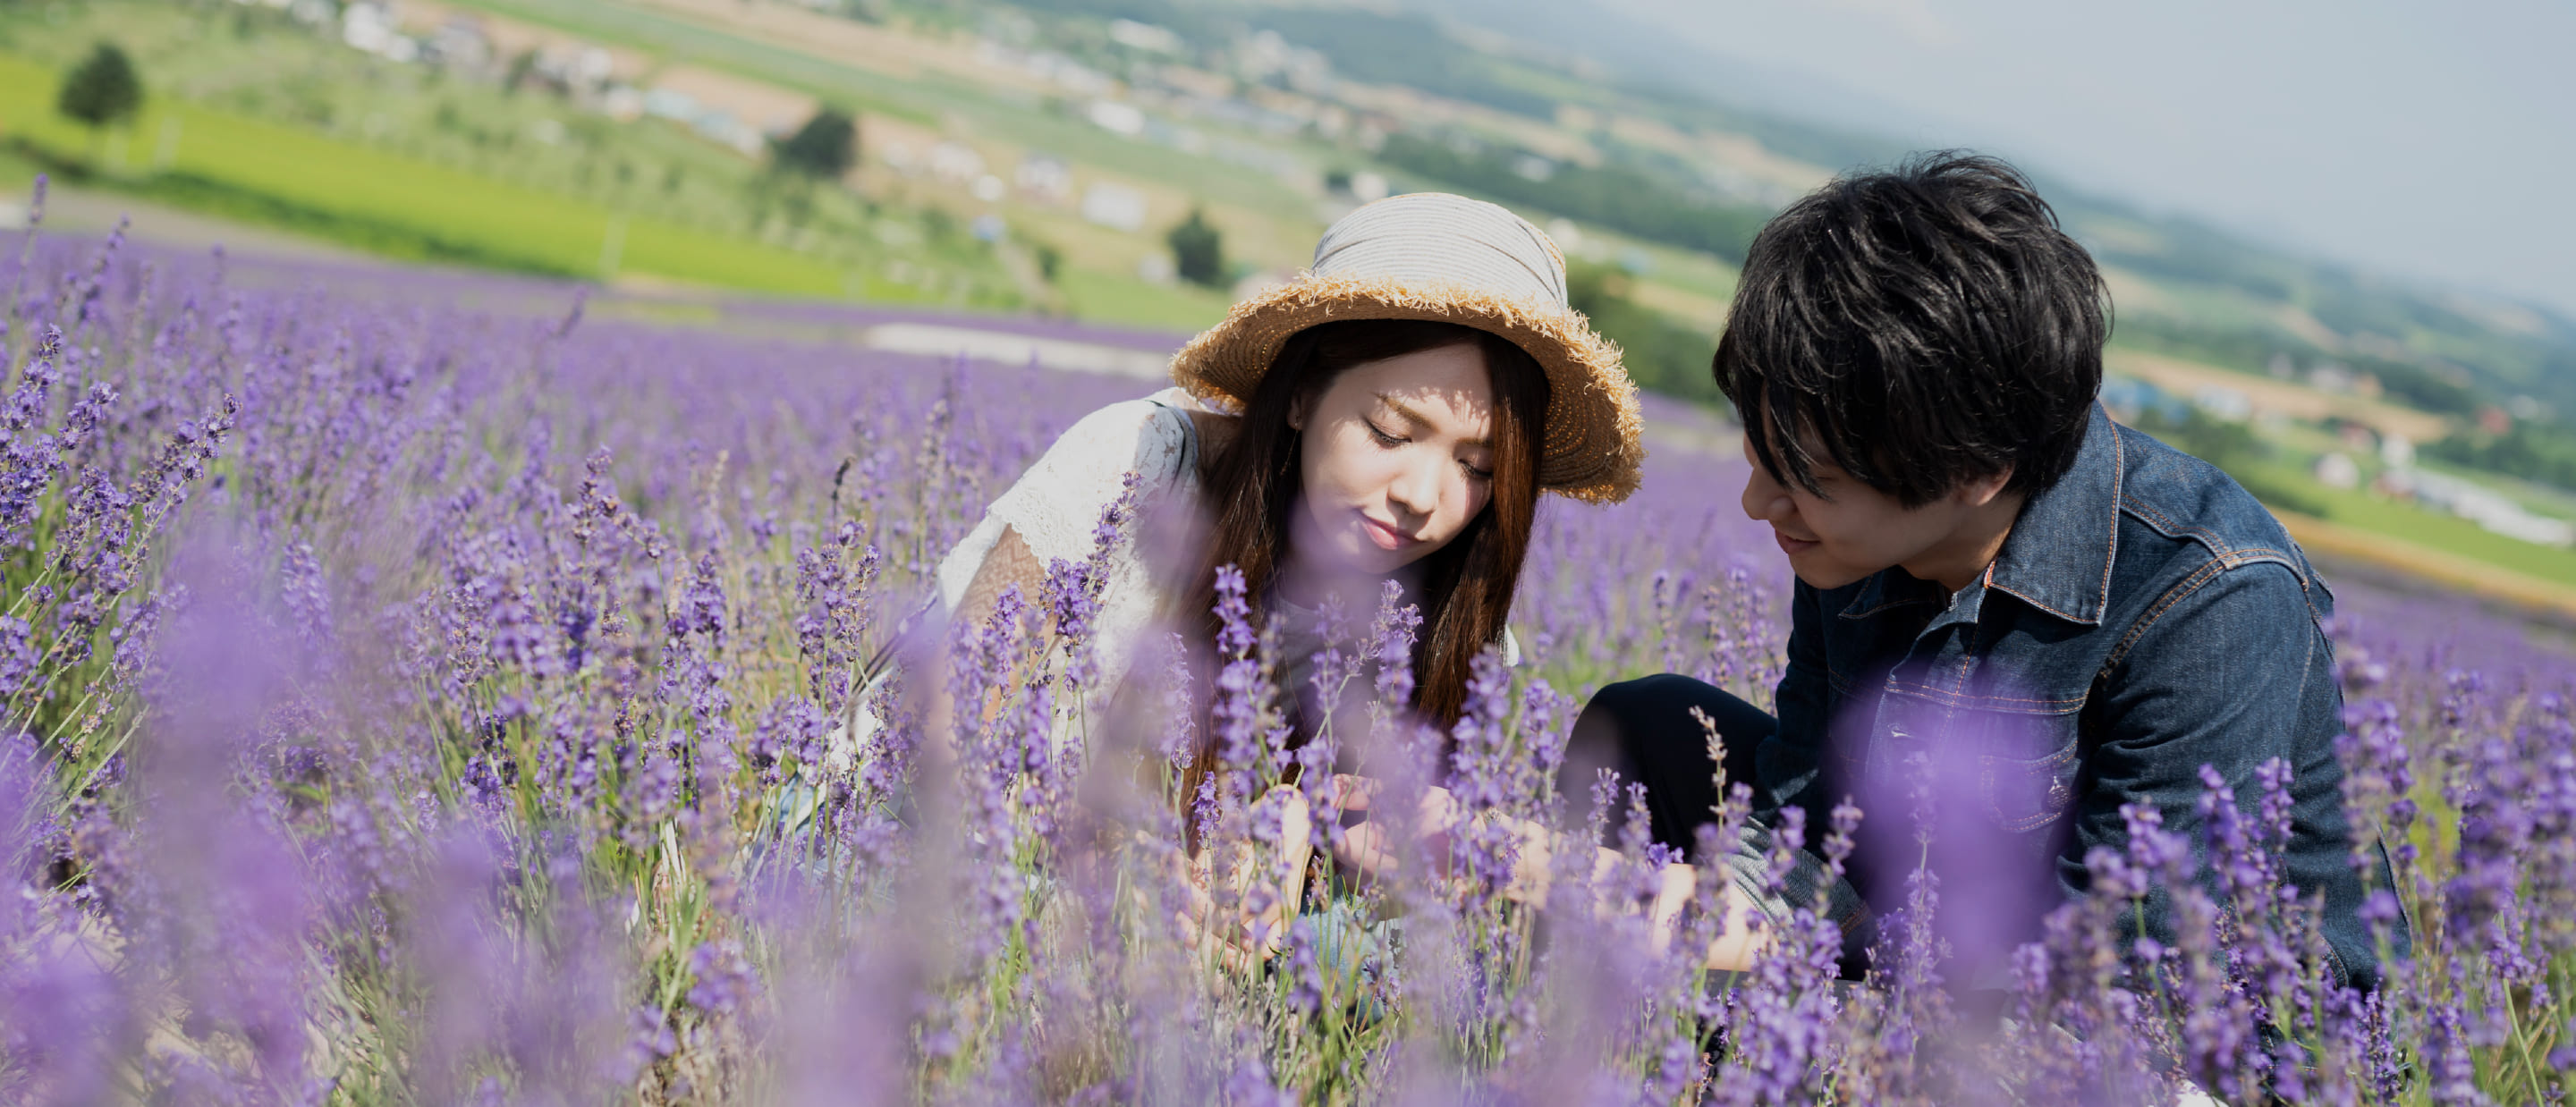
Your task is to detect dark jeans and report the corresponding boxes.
[1567,673,1877,983]
[1564,673,1775,854]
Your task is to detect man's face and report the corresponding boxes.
[1739,427,2002,590]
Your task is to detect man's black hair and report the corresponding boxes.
[1715,151,2108,508]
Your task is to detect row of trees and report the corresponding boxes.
[1374,132,1770,266]
[2425,422,2576,494]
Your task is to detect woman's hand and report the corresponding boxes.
[1324,773,1767,970]
[1324,774,1461,884]
[1324,774,1598,907]
[1174,785,1314,971]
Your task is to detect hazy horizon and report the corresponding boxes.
[1441,0,2576,322]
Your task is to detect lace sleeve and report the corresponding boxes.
[934,396,1194,609]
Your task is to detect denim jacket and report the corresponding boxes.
[1758,404,2406,991]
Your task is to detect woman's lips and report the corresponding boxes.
[1360,513,1415,552]
[1774,528,1820,556]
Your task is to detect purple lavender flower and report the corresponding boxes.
[0,222,2560,1103]
[1368,579,1421,710]
[686,939,760,1017]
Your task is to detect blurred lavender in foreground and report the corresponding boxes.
[0,199,2565,1103]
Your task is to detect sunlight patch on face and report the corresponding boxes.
[1294,344,1502,577]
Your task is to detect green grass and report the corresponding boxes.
[2235,457,2576,586]
[0,0,1035,307]
[0,52,887,295]
[439,0,947,123]
[1055,268,1232,332]
[443,0,1321,218]
[2250,418,2576,582]
[0,0,1735,339]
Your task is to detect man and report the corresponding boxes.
[1570,152,2402,991]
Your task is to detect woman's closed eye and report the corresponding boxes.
[1460,457,1493,481]
[1365,419,1406,448]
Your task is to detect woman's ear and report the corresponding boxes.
[1287,392,1310,433]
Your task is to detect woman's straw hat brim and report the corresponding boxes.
[1169,271,1646,504]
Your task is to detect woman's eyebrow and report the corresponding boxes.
[1376,393,1491,448]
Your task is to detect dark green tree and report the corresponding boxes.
[1566,260,1720,404]
[57,43,142,140]
[1167,207,1224,289]
[503,49,538,96]
[773,106,859,182]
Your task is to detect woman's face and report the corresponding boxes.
[1292,342,1499,577]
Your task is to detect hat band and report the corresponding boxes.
[1307,194,1570,305]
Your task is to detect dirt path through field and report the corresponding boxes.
[21,185,378,263]
[615,0,1046,93]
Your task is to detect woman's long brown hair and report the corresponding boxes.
[1176,318,1553,760]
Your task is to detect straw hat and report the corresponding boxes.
[1169,192,1645,503]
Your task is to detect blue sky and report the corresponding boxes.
[1592,0,2576,318]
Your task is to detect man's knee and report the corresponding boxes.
[1580,673,1705,732]
[1580,674,1736,752]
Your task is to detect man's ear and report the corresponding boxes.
[1959,464,2016,508]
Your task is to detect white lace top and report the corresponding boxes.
[862,385,1513,761]
[932,386,1209,706]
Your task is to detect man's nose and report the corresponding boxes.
[1742,465,1791,523]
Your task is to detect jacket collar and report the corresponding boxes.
[1982,404,2123,626]
[1835,404,2123,626]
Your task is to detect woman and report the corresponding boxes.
[882,195,1644,969]
[926,192,1643,757]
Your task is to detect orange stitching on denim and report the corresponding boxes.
[1987,579,2094,623]
[2216,546,2309,588]
[2098,420,2126,615]
[1881,681,2089,711]
[2103,560,2226,674]
[2297,609,2318,705]
[1994,420,2124,625]
[2130,502,2237,553]
[2123,491,2313,588]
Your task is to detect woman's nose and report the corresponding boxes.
[1387,456,1443,520]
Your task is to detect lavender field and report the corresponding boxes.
[0,190,2569,1105]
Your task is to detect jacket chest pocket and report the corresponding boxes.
[1972,708,2082,833]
